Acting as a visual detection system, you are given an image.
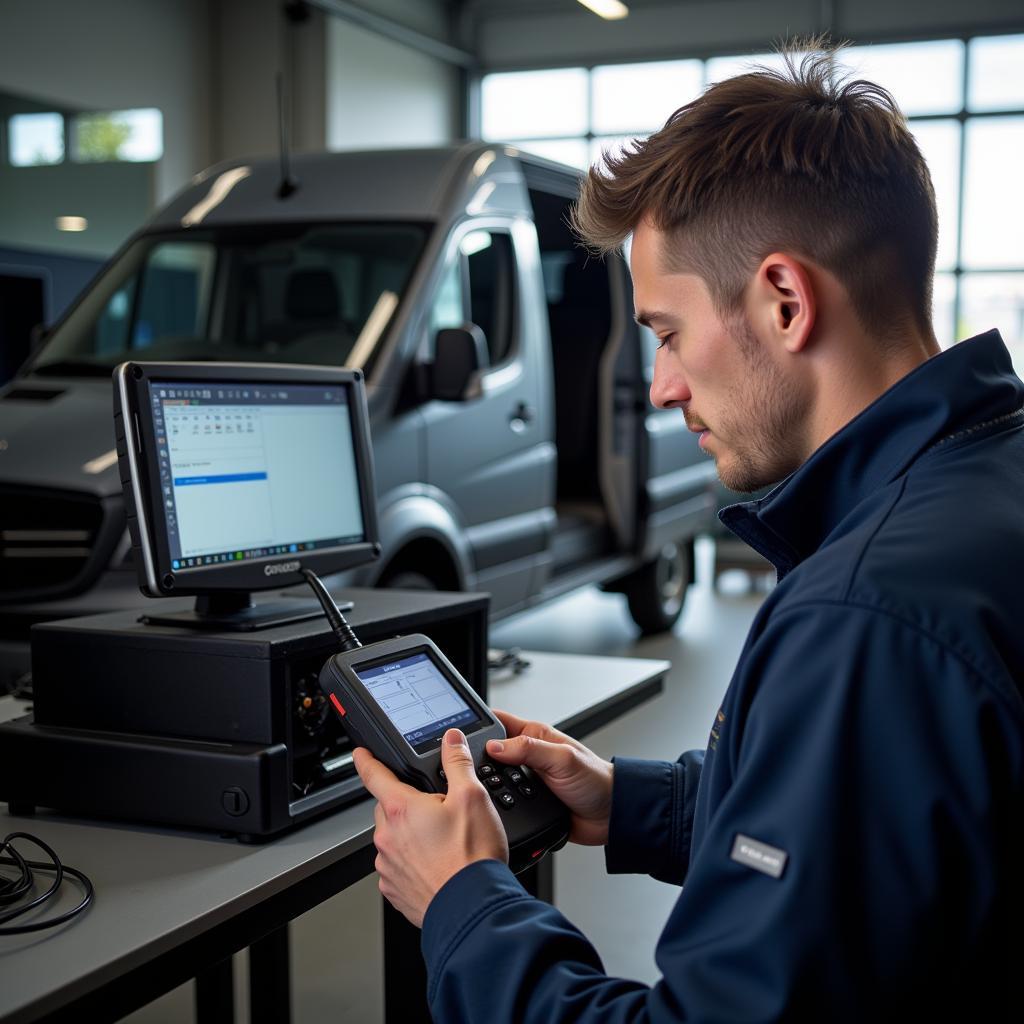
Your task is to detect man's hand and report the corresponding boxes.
[485,710,614,846]
[354,728,509,928]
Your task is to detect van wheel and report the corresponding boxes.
[379,569,438,591]
[624,543,691,635]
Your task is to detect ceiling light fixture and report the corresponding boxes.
[56,216,88,232]
[576,0,629,19]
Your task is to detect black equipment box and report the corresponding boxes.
[0,588,488,840]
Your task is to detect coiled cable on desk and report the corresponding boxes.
[0,831,94,935]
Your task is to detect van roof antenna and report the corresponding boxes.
[276,71,299,199]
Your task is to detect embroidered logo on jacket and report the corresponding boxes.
[730,834,788,879]
[709,708,726,751]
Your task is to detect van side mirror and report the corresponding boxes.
[432,325,488,401]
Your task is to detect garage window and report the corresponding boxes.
[479,33,1024,366]
[7,112,64,167]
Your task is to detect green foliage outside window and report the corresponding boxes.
[75,114,133,161]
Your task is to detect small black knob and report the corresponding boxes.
[222,787,250,817]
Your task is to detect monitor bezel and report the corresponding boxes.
[115,360,381,598]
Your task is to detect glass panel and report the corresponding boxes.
[8,112,64,166]
[133,243,216,348]
[591,60,703,134]
[968,34,1024,111]
[427,232,516,365]
[466,232,515,365]
[512,137,590,170]
[962,117,1024,269]
[931,272,957,348]
[837,41,964,116]
[72,108,163,162]
[909,120,960,272]
[481,69,588,140]
[429,260,465,337]
[960,273,1024,372]
[95,279,137,355]
[32,225,427,376]
[705,51,788,87]
[591,135,639,171]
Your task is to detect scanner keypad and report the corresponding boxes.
[435,759,540,810]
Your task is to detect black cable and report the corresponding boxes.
[0,832,94,935]
[301,569,362,652]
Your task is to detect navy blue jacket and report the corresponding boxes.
[422,330,1024,1022]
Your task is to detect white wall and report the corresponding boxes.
[0,0,462,263]
[212,0,328,164]
[0,0,213,205]
[326,13,459,151]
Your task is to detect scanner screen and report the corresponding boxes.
[150,381,365,569]
[355,652,481,750]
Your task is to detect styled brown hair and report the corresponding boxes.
[573,44,938,338]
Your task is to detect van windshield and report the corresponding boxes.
[30,222,427,377]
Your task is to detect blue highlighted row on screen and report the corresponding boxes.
[173,472,268,486]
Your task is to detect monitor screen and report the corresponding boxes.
[149,379,366,572]
[354,651,483,752]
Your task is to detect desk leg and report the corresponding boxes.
[381,855,556,1024]
[383,900,431,1024]
[195,958,234,1023]
[249,925,292,1024]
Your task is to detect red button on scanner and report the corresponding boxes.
[329,693,347,716]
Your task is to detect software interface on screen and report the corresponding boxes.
[149,381,365,569]
[354,653,480,749]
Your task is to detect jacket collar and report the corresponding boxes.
[719,330,1024,577]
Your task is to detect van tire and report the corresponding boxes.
[624,542,691,635]
[379,569,438,592]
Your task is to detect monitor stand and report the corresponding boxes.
[139,590,354,633]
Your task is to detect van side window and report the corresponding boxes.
[429,260,466,338]
[429,230,516,367]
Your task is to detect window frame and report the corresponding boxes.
[419,218,522,380]
[474,29,1024,349]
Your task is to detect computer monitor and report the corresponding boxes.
[114,361,380,630]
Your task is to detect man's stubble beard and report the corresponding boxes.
[711,318,809,494]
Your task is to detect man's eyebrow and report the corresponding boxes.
[634,310,671,328]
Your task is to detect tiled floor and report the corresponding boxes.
[124,543,765,1021]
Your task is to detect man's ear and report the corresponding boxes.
[751,253,816,353]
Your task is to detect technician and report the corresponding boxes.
[354,45,1024,1021]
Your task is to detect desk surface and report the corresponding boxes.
[0,651,668,1024]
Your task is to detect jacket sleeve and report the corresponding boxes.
[421,603,1023,1023]
[604,751,704,884]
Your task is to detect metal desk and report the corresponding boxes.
[0,651,668,1023]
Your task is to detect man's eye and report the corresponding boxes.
[657,333,675,350]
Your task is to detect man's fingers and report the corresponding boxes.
[492,708,531,737]
[486,732,573,775]
[354,747,408,803]
[440,729,478,786]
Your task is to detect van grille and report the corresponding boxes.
[0,487,115,601]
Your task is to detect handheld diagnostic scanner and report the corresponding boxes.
[303,580,569,874]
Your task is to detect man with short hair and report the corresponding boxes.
[355,46,1024,1021]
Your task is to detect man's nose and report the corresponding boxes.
[649,351,689,410]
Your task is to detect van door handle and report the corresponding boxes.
[510,402,534,433]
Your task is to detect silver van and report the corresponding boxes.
[0,144,716,684]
